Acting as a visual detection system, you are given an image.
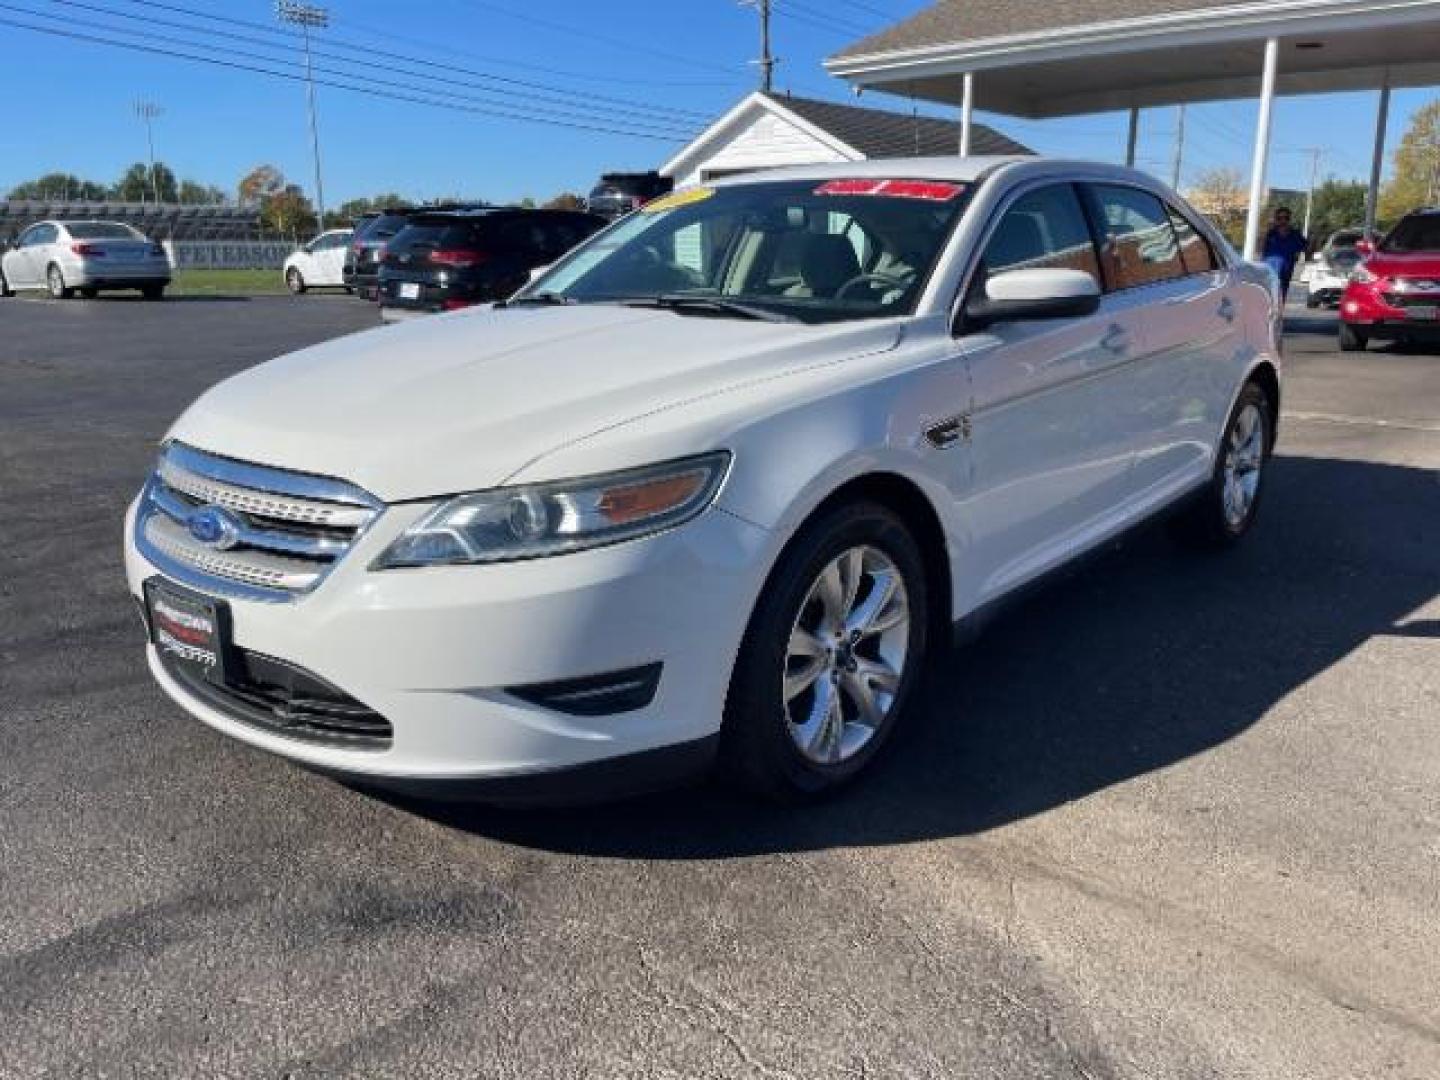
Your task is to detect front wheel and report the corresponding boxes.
[141,284,165,301]
[286,268,306,294]
[0,268,11,297]
[79,286,98,299]
[721,501,930,801]
[46,264,72,299]
[1339,322,1368,352]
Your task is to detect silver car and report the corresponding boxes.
[1,220,171,300]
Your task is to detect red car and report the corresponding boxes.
[1339,208,1440,351]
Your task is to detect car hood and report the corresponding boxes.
[1363,251,1440,279]
[168,304,903,502]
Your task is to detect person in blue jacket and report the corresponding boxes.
[1262,206,1309,302]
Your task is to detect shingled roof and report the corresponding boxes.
[764,93,1030,158]
[834,0,1254,59]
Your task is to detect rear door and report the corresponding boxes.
[1082,183,1240,496]
[960,181,1148,601]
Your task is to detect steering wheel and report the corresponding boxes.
[834,272,907,301]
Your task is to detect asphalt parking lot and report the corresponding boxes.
[1,291,1437,1079]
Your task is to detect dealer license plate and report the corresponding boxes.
[144,578,229,683]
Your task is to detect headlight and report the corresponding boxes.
[373,452,731,568]
[1349,266,1377,284]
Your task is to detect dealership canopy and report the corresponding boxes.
[826,0,1440,256]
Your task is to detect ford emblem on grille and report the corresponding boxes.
[187,505,243,550]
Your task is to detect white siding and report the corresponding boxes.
[672,112,855,187]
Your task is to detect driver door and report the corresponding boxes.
[959,182,1145,602]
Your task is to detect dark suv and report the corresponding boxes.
[344,208,416,299]
[586,172,673,220]
[377,208,605,322]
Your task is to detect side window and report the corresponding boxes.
[1166,204,1218,273]
[16,226,39,247]
[980,183,1101,282]
[1087,184,1186,289]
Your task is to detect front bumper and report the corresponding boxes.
[1341,282,1440,335]
[125,496,771,796]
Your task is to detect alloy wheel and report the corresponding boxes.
[47,265,64,298]
[1222,402,1265,527]
[783,545,910,765]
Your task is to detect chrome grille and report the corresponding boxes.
[135,442,383,602]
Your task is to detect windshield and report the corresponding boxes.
[1381,214,1440,253]
[68,222,143,240]
[525,178,973,324]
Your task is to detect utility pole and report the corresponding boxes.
[275,1,329,231]
[742,0,775,93]
[1170,104,1186,190]
[134,100,163,205]
[1300,147,1323,239]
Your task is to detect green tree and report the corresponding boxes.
[543,193,586,211]
[1186,167,1248,246]
[1379,99,1440,222]
[1302,179,1367,243]
[7,173,110,200]
[333,194,407,221]
[115,161,178,202]
[177,180,228,205]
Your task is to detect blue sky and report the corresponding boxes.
[0,0,1433,206]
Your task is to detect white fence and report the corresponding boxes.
[162,241,295,270]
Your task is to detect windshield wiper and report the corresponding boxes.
[620,294,795,323]
[499,291,576,308]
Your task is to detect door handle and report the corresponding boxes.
[1100,324,1130,353]
[1217,296,1237,323]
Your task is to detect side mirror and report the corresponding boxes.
[961,267,1102,331]
[1355,238,1375,257]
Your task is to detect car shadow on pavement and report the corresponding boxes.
[385,454,1440,858]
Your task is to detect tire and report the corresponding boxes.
[0,269,11,297]
[721,500,930,801]
[1174,381,1272,549]
[286,268,306,294]
[1338,322,1367,352]
[79,286,97,299]
[1305,295,1319,309]
[141,284,165,301]
[46,263,72,300]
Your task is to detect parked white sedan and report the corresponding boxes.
[124,157,1281,803]
[282,228,353,293]
[2,220,170,299]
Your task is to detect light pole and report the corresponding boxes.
[134,100,163,205]
[275,1,328,231]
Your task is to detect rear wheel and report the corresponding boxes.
[79,286,98,299]
[1339,322,1368,352]
[1175,381,1271,548]
[0,268,11,297]
[286,268,306,294]
[141,284,164,301]
[721,500,930,801]
[46,264,72,299]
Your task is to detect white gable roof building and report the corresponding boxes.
[661,91,1030,188]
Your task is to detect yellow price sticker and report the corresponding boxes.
[641,187,715,213]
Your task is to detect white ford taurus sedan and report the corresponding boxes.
[124,157,1282,803]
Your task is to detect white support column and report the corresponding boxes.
[1365,73,1391,238]
[1242,37,1280,261]
[959,72,974,156]
[1125,106,1139,167]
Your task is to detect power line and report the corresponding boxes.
[20,1,700,136]
[0,12,694,142]
[773,0,873,38]
[82,0,716,123]
[463,0,744,77]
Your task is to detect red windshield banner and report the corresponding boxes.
[813,179,965,201]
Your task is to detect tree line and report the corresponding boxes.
[1187,99,1440,246]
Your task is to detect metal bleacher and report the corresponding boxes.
[0,200,264,241]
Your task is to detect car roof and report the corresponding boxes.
[705,156,1168,191]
